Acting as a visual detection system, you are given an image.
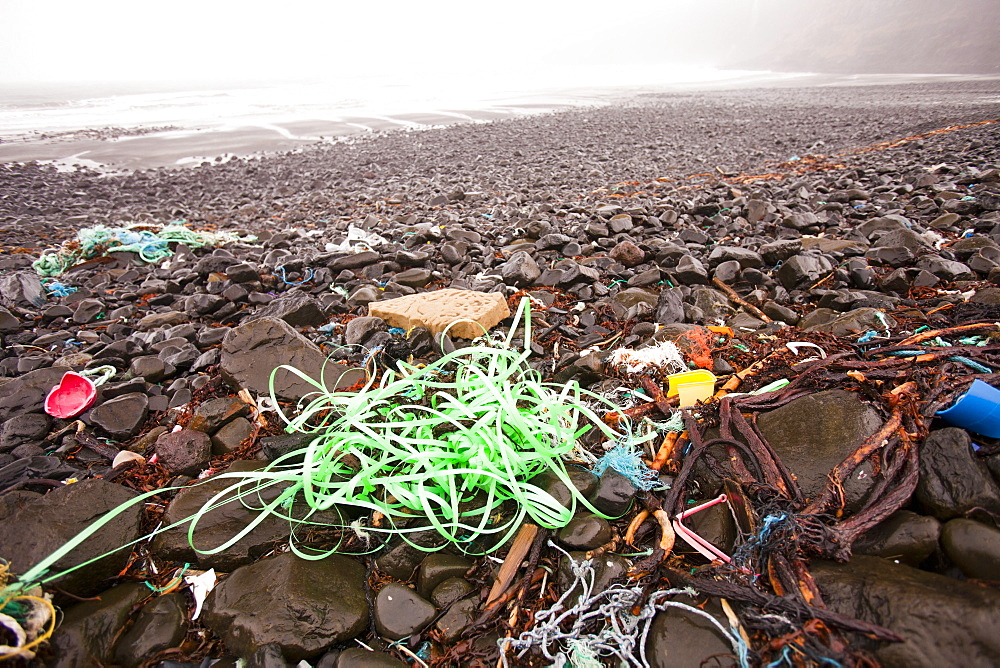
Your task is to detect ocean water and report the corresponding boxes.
[0,67,802,169]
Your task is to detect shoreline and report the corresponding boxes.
[1,72,998,172]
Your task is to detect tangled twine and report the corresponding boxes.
[33,222,256,277]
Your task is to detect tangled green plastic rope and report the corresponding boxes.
[33,222,256,277]
[5,298,647,597]
[243,297,648,557]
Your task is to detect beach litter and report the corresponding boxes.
[43,371,97,419]
[32,222,255,277]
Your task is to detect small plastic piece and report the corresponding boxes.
[936,379,1000,438]
[666,370,717,407]
[672,494,731,563]
[43,371,97,419]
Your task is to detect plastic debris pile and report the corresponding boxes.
[32,222,256,276]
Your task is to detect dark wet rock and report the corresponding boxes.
[189,396,253,434]
[746,199,769,222]
[111,592,188,666]
[645,602,736,668]
[589,469,638,517]
[0,366,69,423]
[775,254,834,290]
[916,428,1000,520]
[211,416,254,454]
[673,255,709,284]
[259,432,313,464]
[151,462,298,570]
[611,287,658,312]
[49,582,149,668]
[557,513,613,550]
[760,239,801,265]
[756,390,883,507]
[129,355,169,382]
[431,576,474,608]
[435,595,479,642]
[536,233,573,250]
[0,412,51,451]
[344,315,387,346]
[393,267,433,288]
[713,259,742,283]
[852,510,941,566]
[203,551,368,661]
[247,644,289,668]
[373,583,437,641]
[530,466,600,511]
[0,455,79,492]
[0,479,142,597]
[90,392,150,439]
[707,245,763,269]
[655,287,685,324]
[250,291,328,328]
[761,301,799,324]
[782,211,820,231]
[0,271,46,308]
[941,518,1000,581]
[337,648,407,667]
[72,297,104,324]
[802,307,895,337]
[184,293,227,315]
[0,305,20,331]
[136,310,189,331]
[220,317,365,401]
[155,428,212,475]
[690,287,735,322]
[609,213,634,233]
[915,254,975,281]
[226,262,260,283]
[329,250,381,272]
[812,555,1000,667]
[416,553,473,597]
[870,226,933,254]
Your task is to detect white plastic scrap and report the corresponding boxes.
[185,569,217,620]
[609,341,688,375]
[498,543,749,668]
[785,342,827,363]
[324,224,387,253]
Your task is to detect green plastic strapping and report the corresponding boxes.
[256,297,649,557]
[3,298,645,598]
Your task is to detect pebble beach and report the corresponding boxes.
[1,77,1000,667]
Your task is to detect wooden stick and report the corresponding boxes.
[712,277,772,323]
[485,523,538,608]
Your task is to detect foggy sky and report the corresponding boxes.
[0,0,715,85]
[2,0,997,87]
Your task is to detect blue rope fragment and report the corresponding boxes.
[388,327,406,336]
[856,330,878,344]
[949,356,992,374]
[888,351,992,373]
[276,265,313,286]
[43,281,77,297]
[593,440,659,491]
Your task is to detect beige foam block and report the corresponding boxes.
[368,289,511,339]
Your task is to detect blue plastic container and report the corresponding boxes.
[936,379,1000,438]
